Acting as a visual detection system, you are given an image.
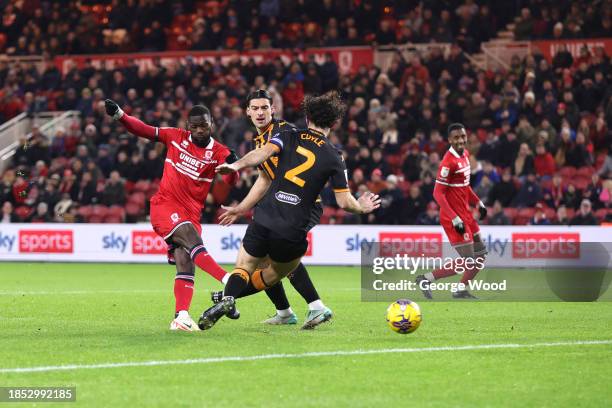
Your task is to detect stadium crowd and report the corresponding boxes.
[1,0,522,55]
[0,1,611,226]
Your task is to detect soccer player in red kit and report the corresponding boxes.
[104,99,238,331]
[416,123,488,299]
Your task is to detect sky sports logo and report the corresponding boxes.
[102,232,129,253]
[512,233,580,258]
[378,232,443,257]
[19,230,73,253]
[132,231,167,255]
[0,231,16,252]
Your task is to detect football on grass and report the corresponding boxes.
[386,299,422,334]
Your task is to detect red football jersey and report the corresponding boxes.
[435,147,473,222]
[153,127,231,214]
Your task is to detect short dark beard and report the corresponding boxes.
[192,135,211,148]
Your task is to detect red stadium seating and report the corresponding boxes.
[559,167,577,178]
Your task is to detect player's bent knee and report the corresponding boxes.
[251,269,271,290]
[231,268,250,284]
[171,222,201,248]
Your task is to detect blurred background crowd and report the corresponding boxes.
[0,0,611,226]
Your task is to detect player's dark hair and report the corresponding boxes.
[188,104,211,118]
[246,89,273,106]
[447,123,465,137]
[303,91,347,129]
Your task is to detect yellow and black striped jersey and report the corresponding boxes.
[252,119,297,180]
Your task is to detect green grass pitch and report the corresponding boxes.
[1,262,611,407]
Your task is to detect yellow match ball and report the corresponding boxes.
[386,299,422,334]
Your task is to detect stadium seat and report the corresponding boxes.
[573,176,590,191]
[108,205,126,221]
[125,203,142,217]
[559,167,577,178]
[576,167,595,178]
[104,215,123,223]
[124,181,135,193]
[78,205,93,219]
[518,208,535,219]
[566,208,576,219]
[503,208,518,221]
[91,205,109,217]
[595,208,608,221]
[133,180,151,192]
[128,192,146,208]
[513,215,531,225]
[88,214,104,223]
[14,205,33,221]
[544,208,556,220]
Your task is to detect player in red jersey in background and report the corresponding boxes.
[105,99,239,331]
[416,123,488,299]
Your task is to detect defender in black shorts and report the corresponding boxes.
[216,90,330,329]
[199,92,380,330]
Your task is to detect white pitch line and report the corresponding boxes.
[1,340,610,374]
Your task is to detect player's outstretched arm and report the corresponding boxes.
[335,191,381,214]
[216,143,277,174]
[104,99,157,140]
[219,169,272,226]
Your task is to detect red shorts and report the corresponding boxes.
[150,201,202,241]
[441,215,480,246]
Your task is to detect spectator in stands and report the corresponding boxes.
[371,148,391,177]
[474,161,500,186]
[143,149,164,181]
[125,151,146,183]
[72,171,97,205]
[534,143,556,178]
[1,201,17,223]
[374,175,403,224]
[553,205,570,225]
[565,132,592,168]
[488,169,517,207]
[562,183,582,210]
[101,170,126,206]
[475,175,493,201]
[599,152,612,179]
[514,8,534,40]
[31,202,52,223]
[477,131,500,164]
[530,203,551,225]
[401,185,425,224]
[512,173,541,208]
[570,199,599,225]
[367,169,388,195]
[513,143,535,180]
[542,174,564,208]
[488,200,511,225]
[583,174,603,209]
[599,179,612,209]
[416,201,439,225]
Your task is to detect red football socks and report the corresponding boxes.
[189,244,229,282]
[174,274,194,313]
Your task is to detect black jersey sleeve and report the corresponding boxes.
[268,129,294,152]
[330,150,350,193]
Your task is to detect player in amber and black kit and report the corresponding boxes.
[213,89,333,329]
[416,123,488,299]
[198,92,380,330]
[104,99,239,331]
